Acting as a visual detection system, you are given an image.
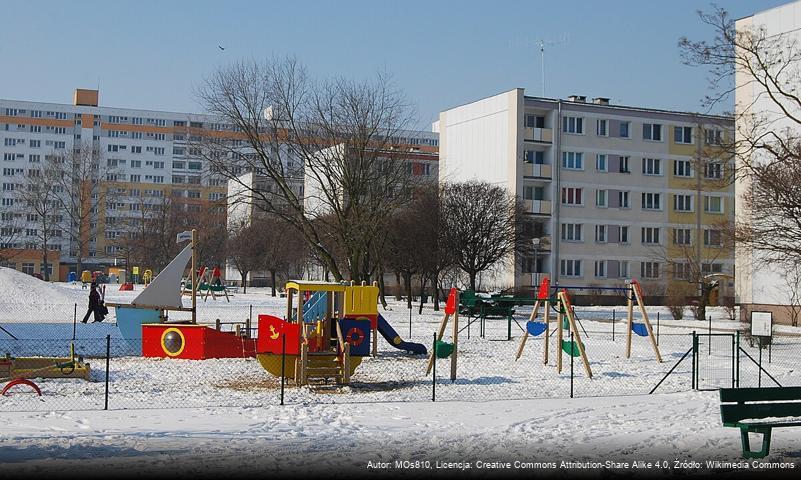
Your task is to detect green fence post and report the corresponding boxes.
[736,331,740,388]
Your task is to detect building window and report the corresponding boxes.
[562,116,584,134]
[674,126,693,144]
[21,263,35,275]
[705,129,723,145]
[620,226,629,243]
[595,225,606,242]
[618,191,630,208]
[619,121,630,138]
[562,151,583,170]
[673,262,691,279]
[673,194,693,212]
[642,158,662,175]
[702,263,723,274]
[561,187,583,206]
[674,159,693,177]
[618,156,630,173]
[641,192,661,210]
[596,154,607,172]
[643,123,663,141]
[704,162,723,179]
[641,261,660,279]
[704,229,723,246]
[560,259,582,277]
[673,228,692,245]
[704,195,724,213]
[594,260,606,278]
[561,223,583,241]
[596,119,608,137]
[596,189,607,207]
[525,114,545,128]
[524,150,544,164]
[641,227,660,245]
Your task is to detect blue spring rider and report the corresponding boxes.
[631,323,648,337]
[526,321,547,337]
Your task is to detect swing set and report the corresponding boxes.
[515,277,663,378]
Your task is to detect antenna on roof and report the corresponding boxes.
[537,33,569,97]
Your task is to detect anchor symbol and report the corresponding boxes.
[269,325,280,340]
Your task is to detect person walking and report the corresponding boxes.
[81,283,102,323]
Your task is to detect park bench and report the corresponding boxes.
[719,387,801,458]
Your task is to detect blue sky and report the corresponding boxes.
[0,0,790,128]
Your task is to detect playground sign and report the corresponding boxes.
[750,311,773,337]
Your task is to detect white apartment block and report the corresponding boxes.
[735,0,801,324]
[436,88,734,296]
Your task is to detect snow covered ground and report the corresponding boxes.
[1,270,800,476]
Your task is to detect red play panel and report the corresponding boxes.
[142,324,257,360]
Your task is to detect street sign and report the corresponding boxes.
[751,311,773,337]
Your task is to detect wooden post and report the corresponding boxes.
[450,290,459,382]
[515,299,540,361]
[343,342,351,384]
[286,289,293,321]
[425,312,451,375]
[559,290,592,378]
[632,280,663,363]
[299,342,308,386]
[543,299,550,365]
[191,229,197,324]
[557,302,563,373]
[626,283,634,359]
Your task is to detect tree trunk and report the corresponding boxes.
[469,271,477,292]
[418,276,428,315]
[42,246,50,281]
[394,272,402,300]
[377,269,388,309]
[431,271,440,312]
[404,272,413,310]
[270,269,277,297]
[240,271,248,294]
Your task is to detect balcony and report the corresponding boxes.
[524,127,553,143]
[524,199,552,215]
[522,163,552,179]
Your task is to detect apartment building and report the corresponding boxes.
[735,0,801,324]
[436,88,734,296]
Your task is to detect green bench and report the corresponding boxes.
[719,387,801,458]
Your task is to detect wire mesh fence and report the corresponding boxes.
[0,305,800,411]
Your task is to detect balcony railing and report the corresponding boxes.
[524,199,552,215]
[524,127,553,143]
[522,163,552,179]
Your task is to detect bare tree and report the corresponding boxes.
[49,142,110,274]
[16,159,63,280]
[680,6,801,268]
[227,218,266,294]
[782,262,801,327]
[441,181,531,291]
[196,57,419,283]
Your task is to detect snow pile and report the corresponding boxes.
[0,267,86,321]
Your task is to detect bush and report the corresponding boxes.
[665,281,693,320]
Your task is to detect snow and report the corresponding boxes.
[1,275,800,475]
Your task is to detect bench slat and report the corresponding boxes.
[737,421,801,430]
[720,387,801,403]
[721,403,801,424]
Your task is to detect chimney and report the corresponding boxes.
[593,97,610,106]
[567,95,586,103]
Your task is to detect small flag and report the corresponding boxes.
[176,231,192,243]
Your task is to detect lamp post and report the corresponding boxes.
[532,237,541,286]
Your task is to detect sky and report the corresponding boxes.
[0,0,792,129]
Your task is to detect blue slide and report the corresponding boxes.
[377,314,427,355]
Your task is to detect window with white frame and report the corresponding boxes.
[594,260,606,278]
[561,223,583,241]
[596,189,607,207]
[641,227,660,244]
[560,259,582,277]
[673,159,693,177]
[562,116,584,134]
[561,187,583,206]
[641,192,661,210]
[619,156,630,173]
[704,195,724,213]
[642,158,662,175]
[704,162,723,179]
[643,123,663,141]
[618,191,630,208]
[597,119,608,136]
[620,226,629,243]
[673,194,693,212]
[673,262,691,279]
[596,154,607,172]
[595,225,606,242]
[673,228,692,245]
[619,260,630,278]
[641,261,660,278]
[704,229,723,247]
[702,263,723,274]
[619,121,630,138]
[705,128,723,145]
[674,126,693,144]
[562,151,583,170]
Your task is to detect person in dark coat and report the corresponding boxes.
[81,283,103,323]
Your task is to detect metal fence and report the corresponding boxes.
[1,309,800,411]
